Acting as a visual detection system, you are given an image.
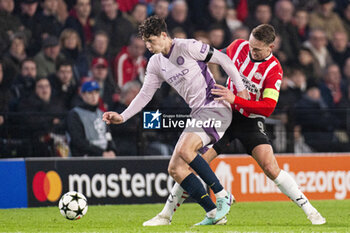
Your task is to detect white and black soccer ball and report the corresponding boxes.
[58,191,88,220]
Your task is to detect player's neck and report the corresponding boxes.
[162,38,173,56]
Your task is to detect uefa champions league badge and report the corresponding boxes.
[143,110,162,129]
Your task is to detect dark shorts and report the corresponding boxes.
[213,111,271,155]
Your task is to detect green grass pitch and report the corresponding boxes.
[0,200,349,232]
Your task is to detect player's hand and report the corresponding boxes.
[237,89,250,100]
[102,112,123,125]
[211,84,235,104]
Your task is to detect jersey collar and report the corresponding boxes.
[249,52,273,63]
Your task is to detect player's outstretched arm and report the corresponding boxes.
[209,49,245,92]
[102,112,124,125]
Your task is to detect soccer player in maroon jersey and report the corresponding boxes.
[143,24,326,226]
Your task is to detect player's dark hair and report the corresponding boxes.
[252,24,276,45]
[138,16,168,38]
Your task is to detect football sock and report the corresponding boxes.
[215,189,228,199]
[189,154,224,194]
[274,170,317,216]
[159,183,189,220]
[180,173,216,213]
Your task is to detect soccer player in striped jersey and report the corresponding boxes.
[144,24,326,226]
[103,16,249,225]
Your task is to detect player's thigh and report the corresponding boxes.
[238,117,272,155]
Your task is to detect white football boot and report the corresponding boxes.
[143,214,171,226]
[307,212,326,225]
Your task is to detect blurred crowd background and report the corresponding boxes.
[1,0,350,158]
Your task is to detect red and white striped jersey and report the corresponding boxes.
[225,39,283,118]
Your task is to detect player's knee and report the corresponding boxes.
[262,162,280,180]
[176,147,193,163]
[167,162,178,178]
[168,165,184,182]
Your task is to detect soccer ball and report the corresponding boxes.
[58,191,88,220]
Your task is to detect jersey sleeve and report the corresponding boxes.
[232,65,283,117]
[186,39,211,61]
[225,39,244,59]
[120,57,163,122]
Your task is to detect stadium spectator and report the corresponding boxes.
[271,0,301,64]
[48,60,77,110]
[17,77,66,157]
[319,64,349,110]
[293,8,310,42]
[0,61,11,130]
[85,30,110,66]
[90,57,116,110]
[116,0,139,13]
[59,28,89,80]
[309,0,345,40]
[113,36,146,90]
[110,81,141,155]
[207,25,226,84]
[275,69,303,115]
[95,0,134,56]
[165,0,194,38]
[34,35,64,78]
[343,57,350,83]
[296,46,319,82]
[152,0,169,19]
[321,64,350,135]
[11,58,37,103]
[303,28,333,79]
[208,25,225,49]
[244,2,272,30]
[328,31,350,71]
[10,58,37,107]
[203,0,231,47]
[66,80,117,157]
[37,0,64,38]
[170,27,187,39]
[225,8,242,33]
[64,0,93,48]
[341,3,350,40]
[295,82,350,152]
[0,0,23,55]
[232,26,250,40]
[125,3,147,32]
[3,33,27,78]
[18,0,41,56]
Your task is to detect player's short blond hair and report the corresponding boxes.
[252,24,276,45]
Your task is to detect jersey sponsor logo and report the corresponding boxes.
[176,56,184,65]
[254,72,262,80]
[275,79,282,91]
[242,78,259,94]
[168,68,189,84]
[236,58,242,66]
[143,110,162,129]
